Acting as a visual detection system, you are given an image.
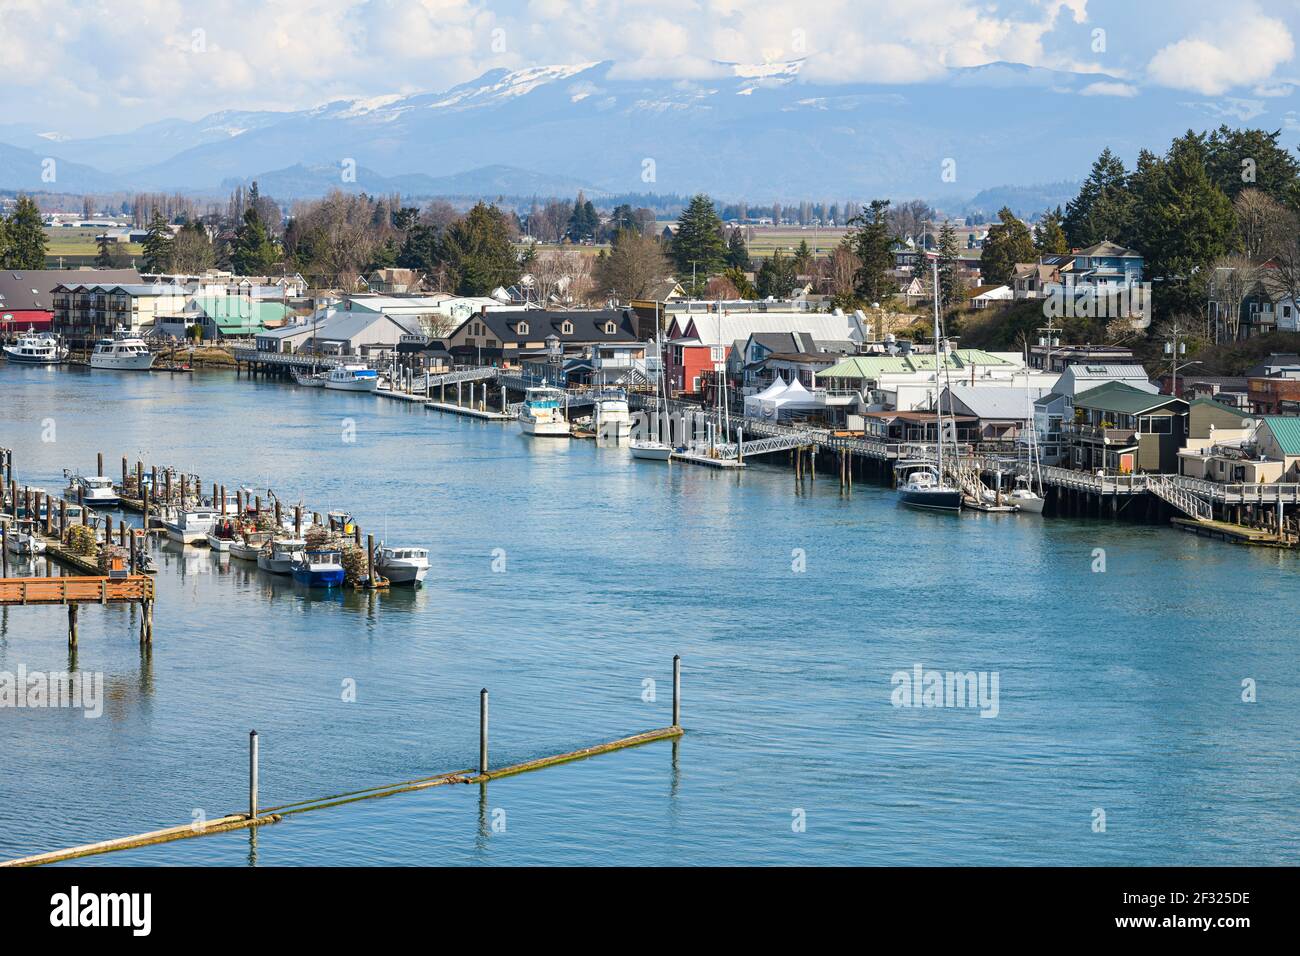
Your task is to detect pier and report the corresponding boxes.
[0,574,155,645]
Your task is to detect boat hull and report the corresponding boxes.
[164,526,210,544]
[3,347,64,364]
[630,442,672,461]
[257,554,294,574]
[324,379,379,392]
[205,533,233,551]
[292,566,346,587]
[520,418,570,436]
[1011,494,1046,514]
[229,542,261,561]
[91,353,154,371]
[379,562,428,586]
[898,488,964,512]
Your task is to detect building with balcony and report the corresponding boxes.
[51,280,186,344]
[1,268,140,335]
[1064,382,1187,473]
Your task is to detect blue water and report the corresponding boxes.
[0,364,1296,865]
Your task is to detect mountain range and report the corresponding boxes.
[1,60,1295,213]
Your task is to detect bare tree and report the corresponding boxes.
[592,231,670,302]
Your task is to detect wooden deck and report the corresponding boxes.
[0,575,154,607]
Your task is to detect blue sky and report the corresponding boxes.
[1,0,1297,135]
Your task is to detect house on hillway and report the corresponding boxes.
[1063,381,1187,474]
[443,308,642,372]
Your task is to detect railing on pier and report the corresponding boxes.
[0,575,154,607]
[231,348,380,371]
[1146,476,1214,521]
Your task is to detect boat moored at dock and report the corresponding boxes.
[375,545,429,586]
[162,508,220,544]
[290,548,346,587]
[257,537,306,575]
[3,329,67,364]
[64,471,120,506]
[324,365,379,392]
[519,386,571,437]
[90,327,154,371]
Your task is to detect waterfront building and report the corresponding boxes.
[938,384,1050,443]
[1028,343,1136,373]
[51,280,187,343]
[254,303,427,359]
[444,308,641,368]
[0,268,140,335]
[733,331,856,391]
[816,349,1050,414]
[1177,401,1264,480]
[1063,382,1188,473]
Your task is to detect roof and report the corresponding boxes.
[190,296,291,330]
[817,349,1015,380]
[1261,416,1300,455]
[1188,398,1252,418]
[0,269,141,311]
[1073,382,1183,415]
[259,308,423,343]
[1074,241,1142,258]
[673,310,867,347]
[941,385,1049,420]
[453,308,639,345]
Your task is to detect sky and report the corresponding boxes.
[1,0,1298,136]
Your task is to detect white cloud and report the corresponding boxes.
[1079,81,1138,98]
[1147,9,1294,96]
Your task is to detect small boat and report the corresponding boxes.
[323,365,380,392]
[64,471,120,506]
[3,328,67,364]
[229,530,272,561]
[519,386,570,436]
[162,508,220,544]
[375,545,429,586]
[1009,474,1045,514]
[290,547,346,587]
[897,464,963,513]
[629,440,673,461]
[292,368,328,387]
[90,326,154,370]
[4,526,45,555]
[257,537,306,575]
[205,517,241,551]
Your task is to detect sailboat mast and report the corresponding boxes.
[932,258,943,479]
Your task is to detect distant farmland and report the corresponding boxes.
[42,227,142,268]
[741,227,850,259]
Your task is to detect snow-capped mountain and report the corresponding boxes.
[3,60,1296,203]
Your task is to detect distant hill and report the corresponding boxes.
[0,142,124,193]
[959,182,1081,220]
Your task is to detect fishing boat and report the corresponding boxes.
[161,507,220,544]
[896,260,962,514]
[90,326,154,370]
[229,530,272,562]
[290,547,345,587]
[63,471,120,506]
[3,328,67,364]
[375,545,429,586]
[4,525,45,556]
[205,517,241,552]
[257,537,306,575]
[323,365,380,392]
[519,385,570,437]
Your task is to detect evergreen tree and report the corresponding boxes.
[141,209,175,273]
[1204,125,1300,204]
[936,222,964,312]
[1063,148,1133,248]
[793,238,814,273]
[1,196,47,269]
[1033,207,1070,255]
[94,233,117,268]
[756,250,797,299]
[723,266,756,299]
[670,194,728,293]
[231,205,278,275]
[979,207,1036,285]
[725,228,751,270]
[848,199,895,304]
[440,202,521,296]
[566,192,598,242]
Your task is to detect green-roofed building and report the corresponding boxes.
[1067,382,1187,473]
[1255,417,1300,479]
[188,296,293,340]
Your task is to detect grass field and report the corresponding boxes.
[743,226,850,259]
[42,227,142,268]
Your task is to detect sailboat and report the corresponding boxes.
[897,260,963,513]
[631,327,673,461]
[1010,347,1046,514]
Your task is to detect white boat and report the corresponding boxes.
[323,365,380,392]
[90,326,154,370]
[292,368,327,387]
[1009,474,1045,514]
[3,328,67,364]
[4,527,45,555]
[593,392,632,440]
[230,531,272,562]
[376,545,429,586]
[162,508,220,544]
[205,516,243,551]
[631,332,673,461]
[629,440,673,461]
[257,537,306,575]
[63,471,120,506]
[519,386,571,437]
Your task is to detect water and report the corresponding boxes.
[0,365,1296,865]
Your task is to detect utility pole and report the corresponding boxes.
[1036,319,1062,373]
[1163,323,1201,398]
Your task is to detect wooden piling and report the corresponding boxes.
[479,689,489,774]
[97,452,103,477]
[673,654,681,727]
[249,730,259,821]
[367,533,375,587]
[67,604,78,647]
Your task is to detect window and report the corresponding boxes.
[517,321,529,335]
[605,321,616,334]
[561,321,573,334]
[1139,416,1172,434]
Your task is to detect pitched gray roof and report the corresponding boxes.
[0,268,141,311]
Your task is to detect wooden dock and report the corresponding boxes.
[1171,517,1292,548]
[424,400,513,421]
[0,574,155,644]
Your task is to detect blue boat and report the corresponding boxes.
[290,548,346,588]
